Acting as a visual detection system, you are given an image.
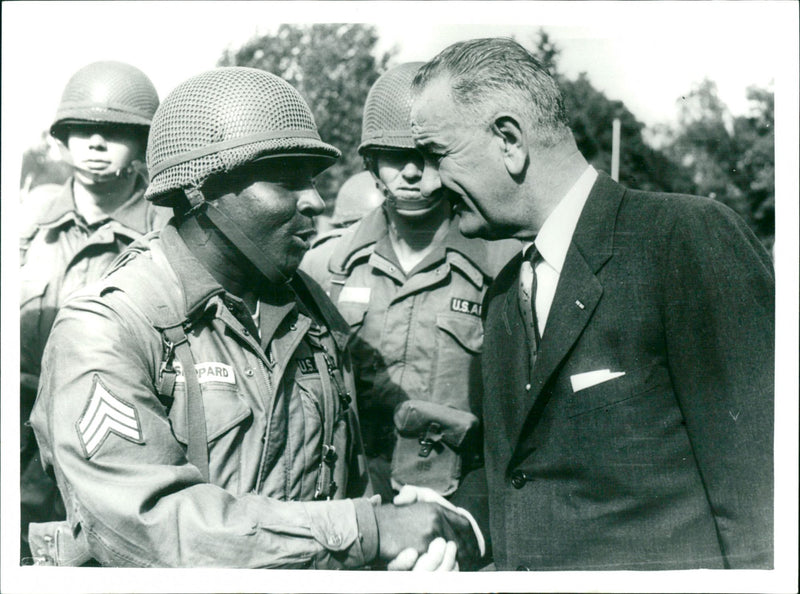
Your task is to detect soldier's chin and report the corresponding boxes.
[390,198,442,218]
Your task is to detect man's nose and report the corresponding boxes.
[420,164,442,198]
[296,187,325,217]
[88,133,107,150]
[402,157,423,181]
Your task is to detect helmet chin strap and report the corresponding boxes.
[383,188,443,214]
[69,159,147,185]
[184,188,290,285]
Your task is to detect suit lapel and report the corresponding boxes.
[506,173,625,461]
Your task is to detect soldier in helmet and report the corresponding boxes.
[28,67,480,569]
[301,63,519,564]
[19,61,170,561]
[309,170,385,251]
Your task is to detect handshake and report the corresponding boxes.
[373,485,486,571]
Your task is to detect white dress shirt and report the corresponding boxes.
[519,165,598,337]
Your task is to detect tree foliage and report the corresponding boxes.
[529,30,693,194]
[19,132,71,195]
[219,24,393,210]
[663,79,774,248]
[528,30,773,248]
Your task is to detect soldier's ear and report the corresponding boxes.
[491,114,528,178]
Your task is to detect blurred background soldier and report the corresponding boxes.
[314,170,386,241]
[28,67,478,569]
[301,63,519,562]
[19,60,169,562]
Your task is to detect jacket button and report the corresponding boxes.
[516,565,530,571]
[511,470,527,489]
[244,368,254,377]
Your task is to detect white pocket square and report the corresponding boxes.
[570,369,626,392]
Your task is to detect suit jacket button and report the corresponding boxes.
[511,470,526,489]
[516,565,530,571]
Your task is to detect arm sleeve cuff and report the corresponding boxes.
[352,497,379,564]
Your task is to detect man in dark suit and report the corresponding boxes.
[409,37,774,570]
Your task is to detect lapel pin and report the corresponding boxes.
[575,300,585,309]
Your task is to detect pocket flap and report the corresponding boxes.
[171,386,252,444]
[435,313,483,353]
[393,400,478,448]
[338,303,368,328]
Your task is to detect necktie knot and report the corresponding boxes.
[525,244,541,265]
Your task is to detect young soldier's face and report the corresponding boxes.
[66,124,144,184]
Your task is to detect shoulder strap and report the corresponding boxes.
[162,324,209,481]
[313,350,338,500]
[104,251,209,481]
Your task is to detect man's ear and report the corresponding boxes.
[491,114,527,177]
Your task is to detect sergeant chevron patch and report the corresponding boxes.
[77,375,144,457]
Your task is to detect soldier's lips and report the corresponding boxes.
[84,160,111,170]
[393,189,422,200]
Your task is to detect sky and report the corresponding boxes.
[0,0,793,152]
[1,2,798,592]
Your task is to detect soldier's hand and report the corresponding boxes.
[373,501,479,566]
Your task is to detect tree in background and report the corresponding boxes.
[219,24,394,211]
[19,132,71,197]
[528,29,693,194]
[528,30,773,248]
[662,79,774,249]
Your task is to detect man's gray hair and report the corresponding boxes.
[412,38,571,147]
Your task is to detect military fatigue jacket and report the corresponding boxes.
[30,224,377,568]
[20,175,170,397]
[302,207,519,457]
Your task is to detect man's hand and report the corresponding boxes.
[374,500,480,566]
[387,537,458,571]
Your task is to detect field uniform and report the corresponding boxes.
[29,224,376,567]
[302,207,518,500]
[20,61,166,560]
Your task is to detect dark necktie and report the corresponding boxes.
[525,244,542,367]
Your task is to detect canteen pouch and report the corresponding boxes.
[391,400,479,497]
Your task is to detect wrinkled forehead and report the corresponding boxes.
[410,76,455,120]
[410,77,459,139]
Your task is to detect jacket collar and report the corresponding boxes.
[158,225,349,351]
[570,171,623,274]
[35,174,151,235]
[158,224,227,321]
[329,206,493,281]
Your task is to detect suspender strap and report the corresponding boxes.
[162,325,209,482]
[313,350,338,500]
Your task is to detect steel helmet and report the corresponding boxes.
[145,67,340,207]
[50,61,159,143]
[358,62,423,154]
[331,171,385,227]
[359,62,447,216]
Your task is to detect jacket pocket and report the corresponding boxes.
[435,313,483,354]
[430,314,484,410]
[559,363,668,419]
[337,303,367,330]
[170,384,252,444]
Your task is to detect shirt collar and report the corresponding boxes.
[532,165,597,273]
[35,174,152,235]
[338,206,492,278]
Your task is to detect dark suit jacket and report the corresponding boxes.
[482,173,774,570]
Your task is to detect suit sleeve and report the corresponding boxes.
[663,199,774,568]
[30,292,377,568]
